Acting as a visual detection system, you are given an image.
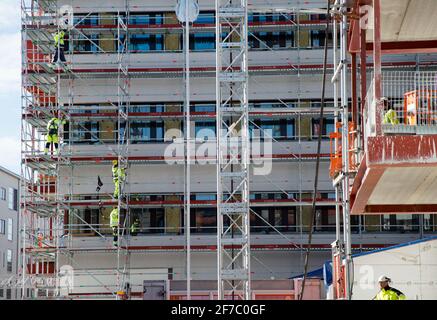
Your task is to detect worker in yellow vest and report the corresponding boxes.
[52,29,67,63]
[383,109,399,125]
[130,218,140,236]
[110,206,119,247]
[45,116,66,155]
[112,160,126,198]
[373,275,406,300]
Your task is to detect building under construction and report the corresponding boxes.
[19,0,437,300]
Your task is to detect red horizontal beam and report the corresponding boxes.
[24,153,330,164]
[364,204,437,214]
[24,61,437,76]
[24,243,389,252]
[23,110,316,120]
[25,198,335,208]
[25,20,327,31]
[366,40,437,55]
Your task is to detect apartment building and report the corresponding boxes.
[0,166,19,300]
[21,0,437,299]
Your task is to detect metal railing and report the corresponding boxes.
[365,71,437,137]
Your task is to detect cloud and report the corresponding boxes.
[0,33,21,94]
[0,0,20,95]
[0,136,21,174]
[0,0,20,33]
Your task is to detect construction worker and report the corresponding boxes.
[383,109,399,125]
[110,206,119,247]
[112,160,126,198]
[52,28,67,64]
[382,97,399,125]
[130,218,140,236]
[44,116,66,155]
[373,275,406,300]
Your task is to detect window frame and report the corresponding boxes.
[7,219,12,241]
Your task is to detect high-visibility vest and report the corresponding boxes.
[383,109,399,125]
[112,164,125,181]
[47,118,66,135]
[374,287,406,300]
[110,208,119,228]
[54,31,65,46]
[130,221,140,233]
[47,118,59,135]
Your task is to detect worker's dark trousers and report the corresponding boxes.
[112,227,118,244]
[45,142,59,151]
[53,46,66,63]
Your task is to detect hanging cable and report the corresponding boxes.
[299,0,331,300]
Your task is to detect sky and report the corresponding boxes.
[0,0,21,174]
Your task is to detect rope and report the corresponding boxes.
[299,0,331,300]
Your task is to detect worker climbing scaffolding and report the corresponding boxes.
[44,116,66,155]
[112,160,126,199]
[110,206,119,247]
[52,28,67,64]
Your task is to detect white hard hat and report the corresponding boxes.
[378,275,391,282]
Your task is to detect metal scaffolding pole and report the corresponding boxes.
[183,0,192,301]
[331,0,352,300]
[216,0,251,300]
[116,1,131,299]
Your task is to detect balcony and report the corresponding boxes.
[351,71,437,215]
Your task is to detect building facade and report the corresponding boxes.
[21,0,437,299]
[0,166,20,300]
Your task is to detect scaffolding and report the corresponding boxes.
[19,0,388,300]
[216,0,251,300]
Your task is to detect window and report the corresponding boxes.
[310,30,333,48]
[132,104,165,113]
[193,208,216,233]
[0,187,5,200]
[0,220,5,234]
[250,119,295,140]
[314,207,336,232]
[8,188,17,211]
[131,121,164,143]
[7,219,12,241]
[193,104,215,112]
[249,31,294,49]
[195,11,215,24]
[6,250,12,272]
[73,208,99,234]
[71,34,100,53]
[312,117,335,139]
[71,121,99,144]
[249,13,294,49]
[129,13,164,25]
[189,33,215,51]
[73,13,99,26]
[424,214,434,231]
[195,121,216,140]
[382,214,420,232]
[128,34,164,52]
[131,208,165,234]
